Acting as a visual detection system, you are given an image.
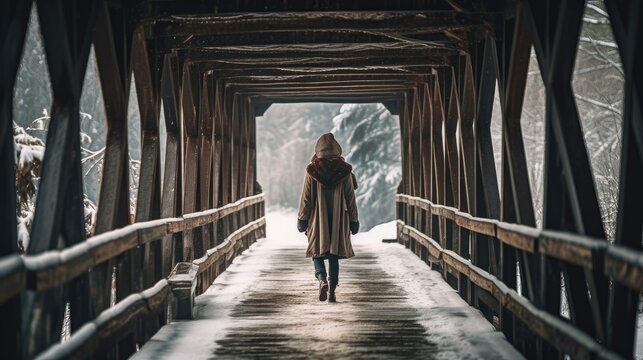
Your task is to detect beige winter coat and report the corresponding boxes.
[298,171,358,258]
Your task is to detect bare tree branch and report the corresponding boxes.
[574,93,622,116]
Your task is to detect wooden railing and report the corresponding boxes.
[396,194,632,360]
[0,194,265,360]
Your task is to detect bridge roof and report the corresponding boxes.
[133,0,506,108]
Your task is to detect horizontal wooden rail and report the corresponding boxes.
[37,216,266,360]
[167,193,263,233]
[34,280,170,360]
[398,219,620,360]
[496,222,538,253]
[604,245,643,291]
[396,194,632,288]
[0,193,264,360]
[0,194,264,305]
[396,193,634,359]
[193,217,266,275]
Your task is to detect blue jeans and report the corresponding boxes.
[313,254,339,284]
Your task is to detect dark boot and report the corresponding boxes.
[316,273,328,301]
[328,280,337,303]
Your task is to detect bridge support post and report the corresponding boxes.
[604,1,643,356]
[22,0,100,357]
[168,262,198,320]
[492,4,543,355]
[523,0,610,353]
[0,1,30,358]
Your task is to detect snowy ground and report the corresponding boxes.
[135,210,523,359]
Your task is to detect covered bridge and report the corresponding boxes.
[0,0,642,359]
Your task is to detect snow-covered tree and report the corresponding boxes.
[256,102,401,231]
[14,120,44,252]
[14,110,99,252]
[492,0,623,241]
[331,104,401,231]
[257,103,342,209]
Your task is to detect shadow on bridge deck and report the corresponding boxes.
[135,212,522,359]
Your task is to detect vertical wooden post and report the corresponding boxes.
[493,5,538,348]
[410,87,422,251]
[199,72,214,250]
[524,0,609,344]
[237,95,249,228]
[0,1,31,358]
[458,55,476,303]
[93,2,137,355]
[133,27,161,225]
[471,34,501,321]
[181,62,200,261]
[212,80,224,244]
[604,1,643,356]
[160,53,182,274]
[474,34,500,277]
[220,85,232,217]
[444,68,460,253]
[420,81,433,242]
[132,26,164,341]
[229,93,241,232]
[431,74,447,248]
[397,92,409,243]
[24,0,99,356]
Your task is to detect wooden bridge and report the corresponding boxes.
[1,0,642,359]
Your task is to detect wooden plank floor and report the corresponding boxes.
[136,213,523,359]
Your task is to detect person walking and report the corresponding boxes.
[297,133,359,303]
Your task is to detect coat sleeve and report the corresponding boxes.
[344,172,359,222]
[298,173,313,220]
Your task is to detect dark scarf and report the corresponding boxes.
[306,156,353,188]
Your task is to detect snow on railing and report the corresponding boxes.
[0,193,266,360]
[395,193,629,359]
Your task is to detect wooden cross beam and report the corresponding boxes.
[158,30,461,52]
[148,11,498,37]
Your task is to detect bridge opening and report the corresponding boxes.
[256,102,401,232]
[3,1,643,359]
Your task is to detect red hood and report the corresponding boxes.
[306,157,353,188]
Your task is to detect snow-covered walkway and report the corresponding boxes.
[135,211,523,359]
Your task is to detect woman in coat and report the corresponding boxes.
[297,133,359,302]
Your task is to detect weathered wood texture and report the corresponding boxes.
[0,194,265,359]
[0,1,31,358]
[1,0,639,359]
[397,195,624,359]
[394,2,641,360]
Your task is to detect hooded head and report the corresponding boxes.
[314,133,342,159]
[307,133,353,188]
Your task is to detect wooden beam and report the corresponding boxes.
[25,0,99,356]
[524,0,608,343]
[189,55,448,69]
[604,1,643,356]
[207,66,434,78]
[158,30,461,50]
[181,63,200,262]
[431,75,447,247]
[251,94,404,104]
[0,1,31,358]
[224,74,428,83]
[160,53,182,275]
[198,73,215,252]
[473,34,500,277]
[149,11,497,37]
[92,2,133,344]
[181,44,460,60]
